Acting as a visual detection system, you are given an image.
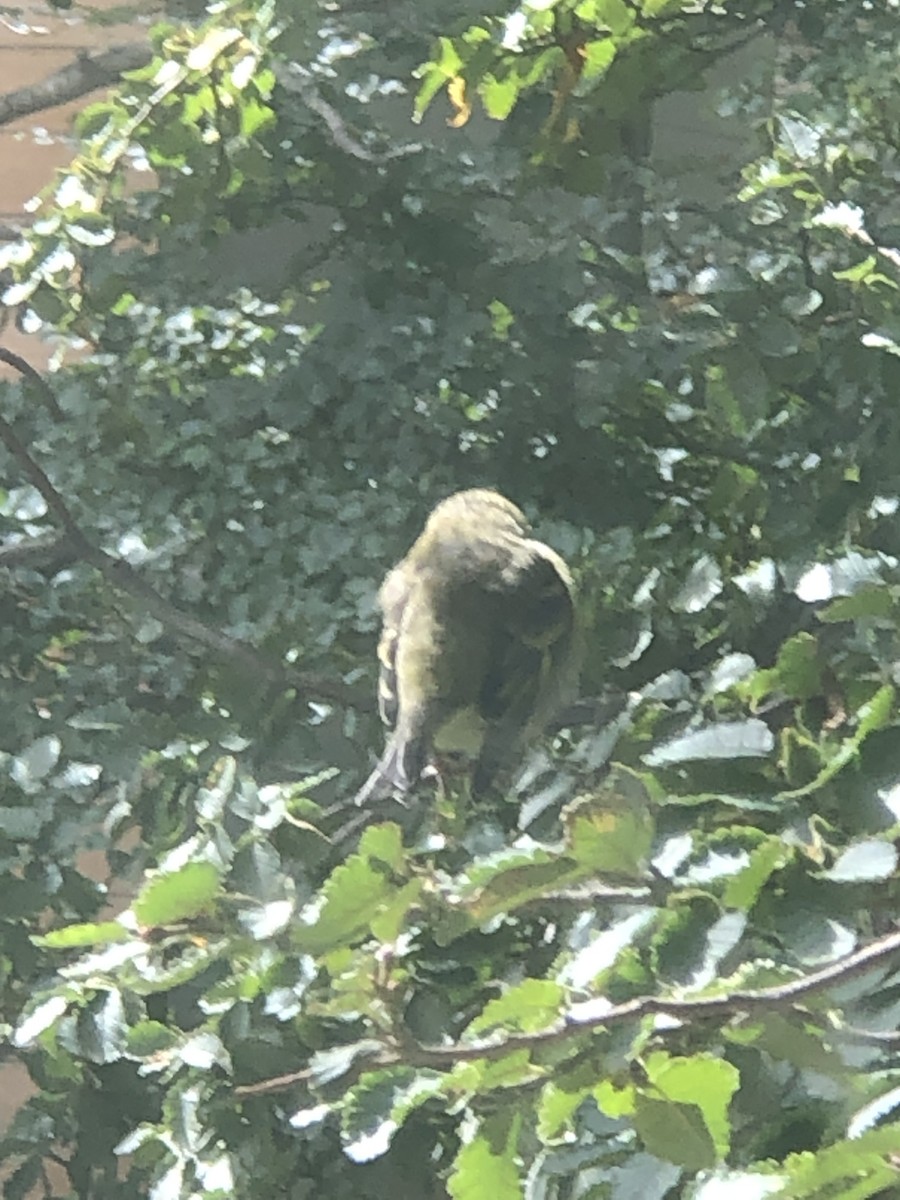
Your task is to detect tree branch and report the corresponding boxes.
[274,63,420,164]
[0,347,65,420]
[0,531,77,570]
[234,928,900,1096]
[0,42,152,128]
[0,349,359,706]
[412,928,900,1066]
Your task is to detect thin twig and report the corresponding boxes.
[0,350,358,705]
[409,928,900,1067]
[274,64,420,164]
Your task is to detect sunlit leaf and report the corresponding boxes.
[643,1052,739,1159]
[821,840,898,883]
[133,862,221,927]
[448,1113,522,1199]
[467,978,565,1037]
[644,721,774,766]
[35,921,130,949]
[11,735,61,787]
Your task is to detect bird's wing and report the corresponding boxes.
[375,563,411,732]
[473,548,576,795]
[355,563,431,806]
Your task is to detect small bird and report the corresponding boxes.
[355,488,579,807]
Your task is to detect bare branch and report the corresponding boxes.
[0,347,65,420]
[0,42,152,129]
[0,532,76,570]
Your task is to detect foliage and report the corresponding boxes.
[4,0,900,1197]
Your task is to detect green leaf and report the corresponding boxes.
[34,921,131,949]
[774,1123,900,1198]
[779,684,895,799]
[723,838,792,910]
[721,345,771,432]
[595,0,635,35]
[450,1050,537,1095]
[633,1096,717,1170]
[297,854,394,954]
[132,862,221,927]
[126,1020,178,1058]
[563,766,655,877]
[744,633,822,705]
[448,1113,522,1200]
[643,1051,739,1158]
[358,821,405,871]
[414,36,464,119]
[479,74,520,121]
[461,851,586,922]
[818,584,894,622]
[706,362,747,437]
[747,1013,845,1074]
[537,1080,591,1142]
[369,878,423,942]
[594,1077,636,1118]
[467,979,565,1037]
[833,255,878,282]
[581,38,617,81]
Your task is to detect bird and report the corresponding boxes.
[354,487,579,808]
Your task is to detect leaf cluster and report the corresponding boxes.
[4,1,900,1198]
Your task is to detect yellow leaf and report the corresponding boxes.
[447,76,471,128]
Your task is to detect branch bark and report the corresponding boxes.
[0,42,152,128]
[274,63,420,163]
[234,928,900,1096]
[0,531,77,570]
[0,41,421,169]
[0,348,360,707]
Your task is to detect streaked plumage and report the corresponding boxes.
[355,488,578,806]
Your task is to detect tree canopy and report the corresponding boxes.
[4,2,900,1197]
